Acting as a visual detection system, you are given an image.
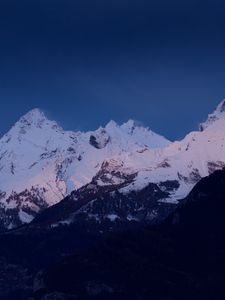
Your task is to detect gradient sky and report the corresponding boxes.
[0,0,225,140]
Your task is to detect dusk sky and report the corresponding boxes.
[0,0,225,140]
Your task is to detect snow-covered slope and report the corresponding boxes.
[99,100,225,202]
[199,100,225,131]
[1,100,225,230]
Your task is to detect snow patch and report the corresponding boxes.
[18,209,34,223]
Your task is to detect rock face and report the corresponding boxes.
[1,100,225,229]
[89,129,110,149]
[32,168,175,231]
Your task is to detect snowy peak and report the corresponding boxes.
[17,108,47,128]
[215,100,225,113]
[1,108,64,146]
[103,119,170,149]
[199,100,225,131]
[121,119,147,135]
[121,119,140,131]
[121,119,171,148]
[16,108,61,130]
[21,108,46,122]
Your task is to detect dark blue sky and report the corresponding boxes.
[0,0,225,140]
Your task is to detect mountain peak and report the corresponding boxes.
[4,108,63,139]
[20,108,46,123]
[215,99,225,113]
[17,108,62,131]
[199,100,225,131]
[105,119,141,133]
[105,120,118,130]
[121,119,141,130]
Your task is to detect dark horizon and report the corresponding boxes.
[0,0,225,140]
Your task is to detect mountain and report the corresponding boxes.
[0,109,170,229]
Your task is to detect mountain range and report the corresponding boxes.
[0,100,225,230]
[0,100,225,299]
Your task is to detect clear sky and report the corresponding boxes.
[0,0,225,140]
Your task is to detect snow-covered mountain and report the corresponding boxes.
[199,99,225,131]
[0,108,170,229]
[0,100,225,230]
